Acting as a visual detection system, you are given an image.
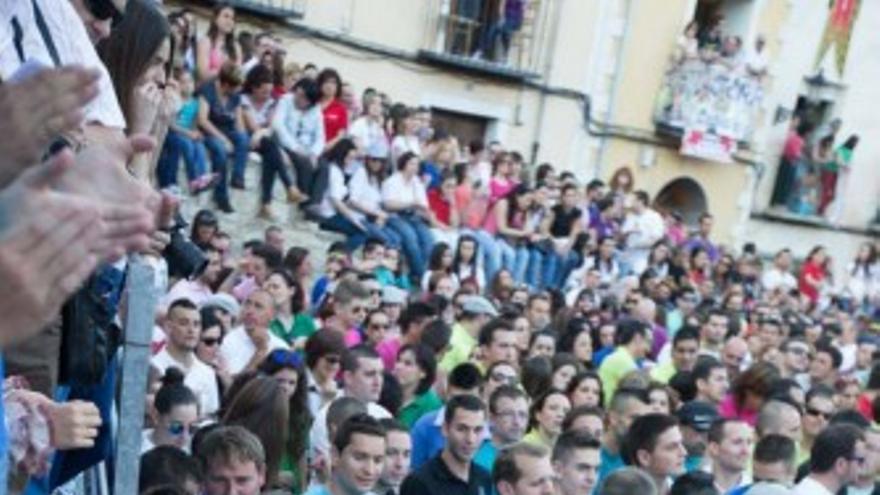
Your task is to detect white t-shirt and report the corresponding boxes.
[151,349,220,418]
[309,396,391,460]
[219,326,288,375]
[348,167,384,220]
[0,1,125,128]
[761,268,798,293]
[317,165,350,219]
[791,476,834,495]
[381,173,428,210]
[390,134,420,164]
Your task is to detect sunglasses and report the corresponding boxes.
[806,407,832,420]
[786,346,809,356]
[369,323,390,329]
[323,355,341,365]
[491,372,517,384]
[270,350,303,368]
[201,337,222,347]
[167,421,198,437]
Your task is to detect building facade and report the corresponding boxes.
[176,0,877,271]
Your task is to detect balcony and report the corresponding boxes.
[654,59,765,146]
[418,0,550,81]
[204,0,304,19]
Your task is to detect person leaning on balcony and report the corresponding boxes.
[771,119,811,207]
[675,21,700,64]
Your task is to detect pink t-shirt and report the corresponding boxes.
[718,394,758,426]
[377,338,401,371]
[344,328,363,347]
[489,177,515,203]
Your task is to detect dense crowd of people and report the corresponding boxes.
[1,1,880,495]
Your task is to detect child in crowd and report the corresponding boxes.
[158,68,217,193]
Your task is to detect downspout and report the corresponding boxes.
[530,0,563,165]
[593,0,635,178]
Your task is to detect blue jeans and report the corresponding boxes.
[319,214,399,253]
[204,130,250,200]
[541,249,581,289]
[500,240,529,284]
[387,215,434,278]
[157,130,208,189]
[526,248,543,288]
[471,229,503,284]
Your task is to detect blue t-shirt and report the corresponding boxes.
[410,410,445,470]
[175,97,200,130]
[473,439,497,473]
[197,80,241,135]
[596,446,624,490]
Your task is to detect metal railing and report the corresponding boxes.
[421,0,551,78]
[654,59,765,143]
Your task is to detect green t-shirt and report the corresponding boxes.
[598,347,637,407]
[439,323,477,373]
[269,313,317,346]
[397,389,443,428]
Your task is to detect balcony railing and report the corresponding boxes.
[419,0,550,80]
[654,59,764,144]
[211,0,304,19]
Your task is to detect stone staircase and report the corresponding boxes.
[177,155,343,267]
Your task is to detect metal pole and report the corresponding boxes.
[113,256,157,495]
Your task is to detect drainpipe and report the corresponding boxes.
[530,0,563,165]
[594,0,635,179]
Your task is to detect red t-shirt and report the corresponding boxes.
[427,188,452,226]
[799,260,824,303]
[782,130,804,162]
[322,99,349,142]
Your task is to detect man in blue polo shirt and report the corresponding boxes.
[410,363,483,469]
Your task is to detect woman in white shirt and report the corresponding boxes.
[844,242,878,309]
[347,149,402,250]
[349,93,389,162]
[315,138,397,252]
[390,107,421,165]
[382,152,436,281]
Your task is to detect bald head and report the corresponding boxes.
[757,401,802,443]
[722,337,748,376]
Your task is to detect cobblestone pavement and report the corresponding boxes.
[178,157,341,268]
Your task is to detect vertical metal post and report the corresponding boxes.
[113,256,156,495]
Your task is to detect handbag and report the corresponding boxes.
[57,268,123,386]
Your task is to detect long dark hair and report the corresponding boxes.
[207,3,237,61]
[98,0,170,124]
[269,269,306,315]
[323,138,357,169]
[453,235,479,276]
[257,350,312,470]
[505,184,531,226]
[428,242,452,273]
[222,374,288,488]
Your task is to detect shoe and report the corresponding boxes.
[257,205,276,220]
[231,178,245,190]
[286,186,309,204]
[191,174,219,195]
[216,200,234,214]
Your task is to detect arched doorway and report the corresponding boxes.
[653,177,708,226]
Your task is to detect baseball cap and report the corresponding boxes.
[676,401,719,433]
[460,295,498,317]
[202,293,241,319]
[382,286,408,306]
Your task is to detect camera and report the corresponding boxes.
[163,214,208,280]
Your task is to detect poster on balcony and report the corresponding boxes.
[680,128,735,164]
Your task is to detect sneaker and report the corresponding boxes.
[257,205,276,221]
[286,186,309,204]
[231,178,245,190]
[216,200,235,214]
[191,174,219,195]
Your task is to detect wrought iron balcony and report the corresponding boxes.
[418,0,550,81]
